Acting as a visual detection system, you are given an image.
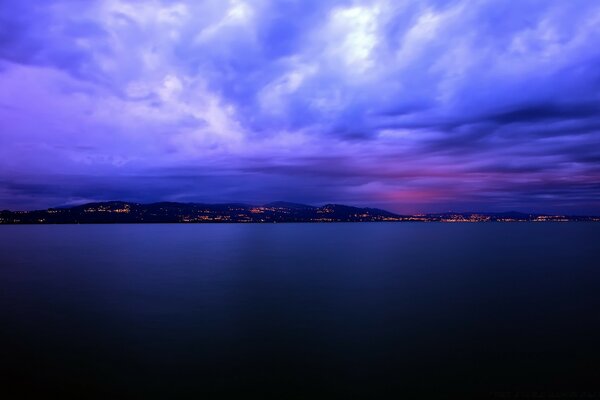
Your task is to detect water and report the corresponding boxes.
[1,223,599,398]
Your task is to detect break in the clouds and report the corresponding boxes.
[1,0,600,213]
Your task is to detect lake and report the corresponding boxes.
[1,223,599,398]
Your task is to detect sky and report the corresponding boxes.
[1,0,600,214]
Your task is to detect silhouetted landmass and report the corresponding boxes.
[0,202,598,224]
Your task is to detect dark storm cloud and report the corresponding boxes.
[1,0,600,212]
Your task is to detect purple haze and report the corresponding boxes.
[1,0,599,214]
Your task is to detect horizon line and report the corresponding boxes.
[2,200,600,217]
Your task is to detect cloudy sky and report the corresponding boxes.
[1,0,599,213]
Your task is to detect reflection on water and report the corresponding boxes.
[1,223,599,398]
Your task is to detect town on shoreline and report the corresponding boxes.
[1,201,598,224]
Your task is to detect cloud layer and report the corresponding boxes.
[1,0,600,213]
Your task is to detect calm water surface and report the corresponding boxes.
[1,223,599,398]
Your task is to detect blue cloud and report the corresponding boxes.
[0,0,599,213]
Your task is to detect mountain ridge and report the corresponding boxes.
[1,201,599,224]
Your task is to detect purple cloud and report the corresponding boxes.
[1,0,599,213]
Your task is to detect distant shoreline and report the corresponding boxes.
[1,221,599,225]
[1,201,598,224]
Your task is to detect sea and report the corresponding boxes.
[1,223,599,399]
